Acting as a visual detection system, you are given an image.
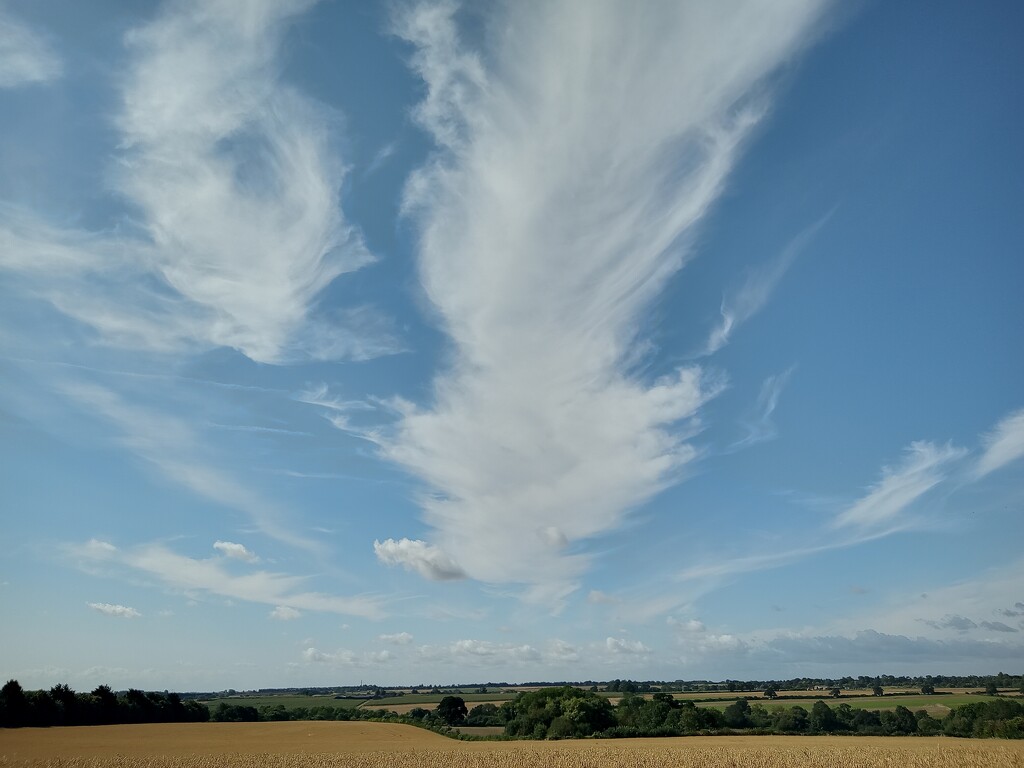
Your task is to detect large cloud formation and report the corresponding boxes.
[377,0,828,600]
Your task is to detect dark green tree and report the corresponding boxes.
[872,685,884,697]
[763,686,777,700]
[436,695,468,725]
[1,680,30,727]
[723,698,751,729]
[810,701,839,733]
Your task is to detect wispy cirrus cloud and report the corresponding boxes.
[704,212,831,355]
[59,380,320,552]
[833,441,965,529]
[0,7,62,88]
[973,408,1024,479]
[380,0,828,601]
[0,0,392,364]
[727,367,795,451]
[71,539,385,620]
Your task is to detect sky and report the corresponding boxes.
[0,0,1022,692]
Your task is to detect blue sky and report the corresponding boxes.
[1,0,1022,691]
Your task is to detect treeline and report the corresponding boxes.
[603,672,1024,694]
[448,687,1024,740]
[0,680,208,728]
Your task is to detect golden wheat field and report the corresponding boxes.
[2,722,1023,767]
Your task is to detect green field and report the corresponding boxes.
[363,692,517,706]
[199,695,368,710]
[698,694,1002,713]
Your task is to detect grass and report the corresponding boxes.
[2,722,1022,767]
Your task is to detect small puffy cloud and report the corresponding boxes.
[213,540,260,563]
[669,616,746,656]
[974,408,1024,479]
[548,639,579,662]
[378,632,414,645]
[270,606,301,621]
[606,636,651,655]
[0,7,62,88]
[373,538,465,580]
[88,602,141,618]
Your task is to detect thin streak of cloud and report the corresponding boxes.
[384,0,828,601]
[364,140,398,176]
[704,211,832,356]
[834,441,966,529]
[71,539,385,620]
[726,366,795,452]
[973,408,1024,479]
[0,7,62,88]
[60,380,321,553]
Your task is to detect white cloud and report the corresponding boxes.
[704,214,831,355]
[728,367,794,451]
[605,636,651,655]
[378,631,414,645]
[270,605,301,621]
[373,538,465,580]
[383,0,827,601]
[213,540,260,563]
[0,8,62,88]
[88,602,141,619]
[302,647,392,665]
[59,381,319,552]
[70,539,385,620]
[0,0,393,364]
[974,408,1024,479]
[448,639,541,663]
[833,441,966,529]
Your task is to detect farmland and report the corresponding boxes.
[198,695,367,711]
[2,722,1023,767]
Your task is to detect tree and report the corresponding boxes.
[810,700,839,733]
[1,679,30,727]
[984,681,999,696]
[872,685,884,697]
[436,696,467,726]
[763,686,777,700]
[830,688,841,699]
[920,683,935,695]
[723,698,751,729]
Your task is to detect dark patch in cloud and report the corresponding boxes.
[766,629,1023,664]
[980,621,1018,633]
[919,614,977,632]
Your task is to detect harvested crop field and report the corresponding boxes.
[3,723,1024,767]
